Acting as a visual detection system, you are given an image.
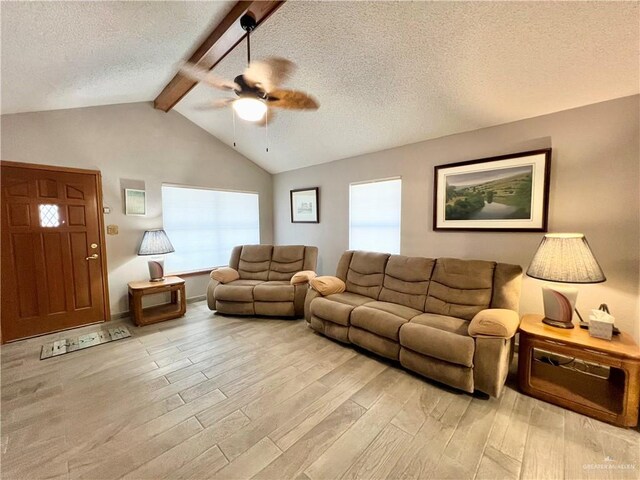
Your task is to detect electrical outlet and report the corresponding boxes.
[106,225,119,235]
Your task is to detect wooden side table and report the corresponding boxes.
[128,276,186,326]
[518,314,640,427]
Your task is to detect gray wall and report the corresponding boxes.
[274,95,640,341]
[1,102,274,316]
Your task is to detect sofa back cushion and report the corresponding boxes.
[269,245,306,281]
[425,258,496,320]
[379,255,435,311]
[237,245,273,280]
[490,263,523,311]
[341,251,389,299]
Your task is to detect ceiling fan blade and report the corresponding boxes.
[269,89,319,110]
[192,98,234,111]
[255,109,276,127]
[243,57,295,93]
[179,63,239,91]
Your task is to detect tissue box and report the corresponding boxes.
[589,309,614,340]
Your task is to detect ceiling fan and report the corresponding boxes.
[180,13,319,125]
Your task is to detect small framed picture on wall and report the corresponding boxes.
[125,188,146,216]
[290,187,319,223]
[433,148,551,231]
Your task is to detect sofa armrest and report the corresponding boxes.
[468,309,520,339]
[309,276,346,296]
[210,267,239,284]
[291,270,317,285]
[207,279,220,310]
[304,287,321,323]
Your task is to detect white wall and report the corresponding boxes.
[273,95,640,342]
[1,102,273,316]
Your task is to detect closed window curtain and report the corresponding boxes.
[162,185,260,273]
[349,178,401,254]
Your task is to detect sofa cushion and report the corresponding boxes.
[310,292,373,327]
[344,251,389,299]
[363,301,422,319]
[324,292,374,307]
[253,281,294,302]
[351,302,419,341]
[238,245,273,280]
[410,312,470,336]
[268,245,306,281]
[399,322,475,367]
[215,279,264,302]
[379,255,435,311]
[425,258,496,320]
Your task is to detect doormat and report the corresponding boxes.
[40,326,131,360]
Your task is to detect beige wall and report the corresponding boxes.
[274,95,640,342]
[1,102,273,316]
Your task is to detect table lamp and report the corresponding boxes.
[526,233,605,329]
[138,229,175,282]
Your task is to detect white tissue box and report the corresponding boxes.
[588,309,614,340]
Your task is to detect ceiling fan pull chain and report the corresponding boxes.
[265,110,269,152]
[232,108,237,147]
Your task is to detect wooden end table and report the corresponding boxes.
[518,314,640,427]
[128,276,186,326]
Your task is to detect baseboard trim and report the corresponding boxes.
[110,294,207,321]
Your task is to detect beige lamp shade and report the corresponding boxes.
[526,233,605,284]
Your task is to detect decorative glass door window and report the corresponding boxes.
[39,204,60,227]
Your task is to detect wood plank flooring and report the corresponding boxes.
[1,301,638,480]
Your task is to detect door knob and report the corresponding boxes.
[85,254,99,260]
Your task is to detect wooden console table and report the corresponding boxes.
[128,276,186,326]
[518,314,640,427]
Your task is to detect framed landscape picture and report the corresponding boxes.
[290,187,319,223]
[433,149,551,231]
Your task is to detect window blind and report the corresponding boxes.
[349,178,401,254]
[162,185,260,273]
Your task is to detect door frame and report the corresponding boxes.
[1,160,111,343]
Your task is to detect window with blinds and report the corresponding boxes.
[161,185,260,273]
[349,177,402,254]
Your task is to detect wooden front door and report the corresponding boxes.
[1,162,109,342]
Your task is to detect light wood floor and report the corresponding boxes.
[1,301,638,480]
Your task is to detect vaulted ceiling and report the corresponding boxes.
[2,1,638,173]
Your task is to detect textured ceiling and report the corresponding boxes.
[0,1,234,113]
[2,2,639,174]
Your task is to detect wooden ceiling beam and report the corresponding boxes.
[153,0,285,112]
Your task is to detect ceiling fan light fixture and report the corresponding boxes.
[233,97,267,122]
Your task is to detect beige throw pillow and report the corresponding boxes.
[290,270,317,285]
[310,276,346,296]
[210,267,240,284]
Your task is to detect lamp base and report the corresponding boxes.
[147,258,165,282]
[542,317,575,329]
[541,284,578,329]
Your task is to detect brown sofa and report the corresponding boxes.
[207,244,318,317]
[305,251,522,397]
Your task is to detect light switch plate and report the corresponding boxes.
[103,206,111,214]
[106,225,119,235]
